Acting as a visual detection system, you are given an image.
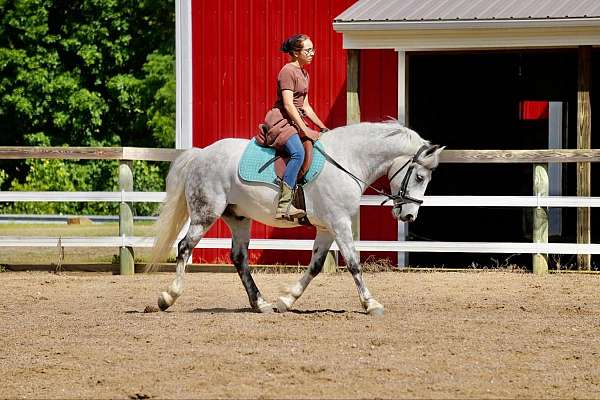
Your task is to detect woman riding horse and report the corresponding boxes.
[257,34,329,220]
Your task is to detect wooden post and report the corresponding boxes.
[323,49,361,273]
[577,46,592,270]
[348,49,361,260]
[532,164,548,274]
[119,161,135,275]
[397,50,408,267]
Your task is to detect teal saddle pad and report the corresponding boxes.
[238,138,326,188]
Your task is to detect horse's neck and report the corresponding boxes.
[323,129,422,187]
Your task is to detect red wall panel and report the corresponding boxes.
[192,0,356,264]
[359,49,399,265]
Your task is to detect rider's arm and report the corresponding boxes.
[282,90,319,140]
[302,94,328,132]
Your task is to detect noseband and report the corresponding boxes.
[316,144,432,207]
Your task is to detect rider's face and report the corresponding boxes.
[295,39,314,65]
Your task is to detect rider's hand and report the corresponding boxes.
[303,128,320,141]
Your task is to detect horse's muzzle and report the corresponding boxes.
[393,206,415,222]
[398,213,415,222]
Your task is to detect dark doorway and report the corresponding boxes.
[407,50,579,268]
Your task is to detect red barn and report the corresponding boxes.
[178,0,399,265]
[177,0,600,269]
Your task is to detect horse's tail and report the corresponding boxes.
[146,148,201,272]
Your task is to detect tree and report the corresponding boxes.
[0,0,175,215]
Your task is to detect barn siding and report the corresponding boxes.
[192,0,397,264]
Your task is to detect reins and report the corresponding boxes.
[315,144,430,206]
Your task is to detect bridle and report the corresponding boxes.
[386,144,430,209]
[316,144,432,207]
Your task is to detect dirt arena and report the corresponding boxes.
[1,270,599,399]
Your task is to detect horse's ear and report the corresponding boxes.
[421,145,445,168]
[424,144,445,157]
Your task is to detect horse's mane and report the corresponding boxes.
[323,120,428,150]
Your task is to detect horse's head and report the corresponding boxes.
[387,144,444,222]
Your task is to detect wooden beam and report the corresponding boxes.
[440,149,600,163]
[347,49,361,124]
[0,146,125,160]
[323,49,361,273]
[122,147,182,161]
[0,146,182,161]
[397,51,409,267]
[532,164,548,274]
[348,49,361,268]
[119,161,135,275]
[4,147,600,164]
[577,46,592,270]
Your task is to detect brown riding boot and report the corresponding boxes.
[275,182,306,220]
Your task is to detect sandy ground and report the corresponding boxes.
[1,270,599,399]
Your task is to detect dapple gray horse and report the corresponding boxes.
[149,121,443,315]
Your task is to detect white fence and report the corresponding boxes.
[1,192,600,254]
[1,146,599,273]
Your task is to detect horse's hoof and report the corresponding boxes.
[367,306,385,316]
[257,303,275,314]
[158,292,172,311]
[365,299,384,316]
[276,297,291,313]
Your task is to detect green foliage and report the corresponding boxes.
[0,0,175,215]
[1,157,166,216]
[0,130,166,214]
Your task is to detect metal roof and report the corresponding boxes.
[335,0,600,23]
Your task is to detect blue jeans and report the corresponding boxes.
[282,134,305,188]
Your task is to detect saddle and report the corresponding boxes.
[257,124,314,184]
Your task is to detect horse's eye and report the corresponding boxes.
[416,174,424,183]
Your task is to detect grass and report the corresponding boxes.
[0,222,155,237]
[0,222,163,265]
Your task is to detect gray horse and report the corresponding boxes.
[149,121,443,315]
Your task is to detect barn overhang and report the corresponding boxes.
[334,24,600,51]
[333,0,600,51]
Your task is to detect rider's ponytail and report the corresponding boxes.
[280,34,309,55]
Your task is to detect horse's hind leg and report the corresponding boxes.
[276,229,334,313]
[157,222,206,311]
[158,199,223,311]
[222,210,274,313]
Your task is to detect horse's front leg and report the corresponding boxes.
[276,229,334,313]
[332,219,384,316]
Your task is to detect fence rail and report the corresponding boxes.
[3,146,600,163]
[0,146,180,161]
[2,236,600,255]
[2,145,600,274]
[3,192,600,208]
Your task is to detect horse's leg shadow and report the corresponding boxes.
[190,306,254,314]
